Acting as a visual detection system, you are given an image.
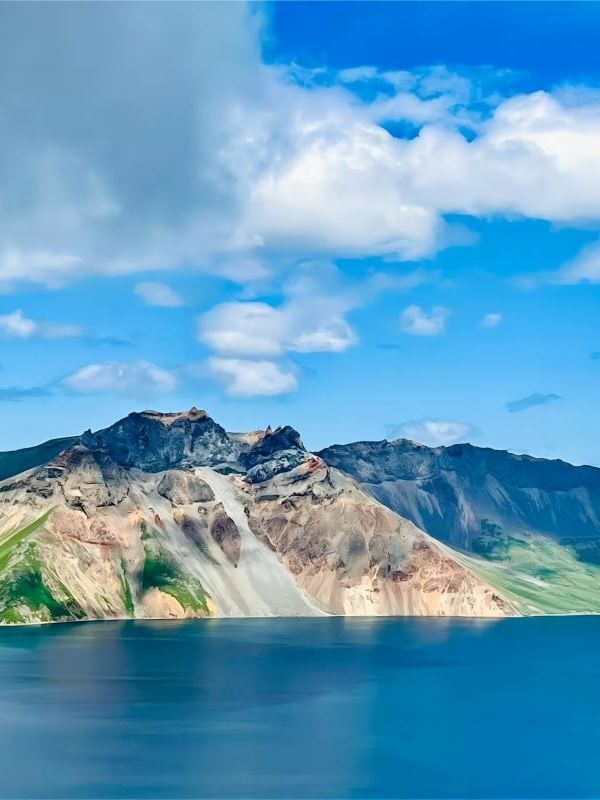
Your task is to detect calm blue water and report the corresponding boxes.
[0,616,599,799]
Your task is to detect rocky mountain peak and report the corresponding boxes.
[240,425,308,483]
[139,407,209,426]
[75,410,311,483]
[80,407,238,473]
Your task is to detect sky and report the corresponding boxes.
[0,1,599,465]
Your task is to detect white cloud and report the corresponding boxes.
[197,275,359,358]
[0,250,83,291]
[200,303,284,357]
[517,238,600,287]
[3,6,600,291]
[206,358,298,397]
[0,309,83,340]
[546,239,600,285]
[236,121,445,261]
[0,310,37,339]
[63,361,177,395]
[400,305,449,336]
[134,281,184,307]
[482,312,502,328]
[387,419,474,447]
[199,301,357,357]
[337,66,379,84]
[197,265,434,397]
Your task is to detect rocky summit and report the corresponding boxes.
[0,408,599,625]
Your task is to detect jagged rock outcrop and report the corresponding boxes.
[157,471,215,504]
[81,408,239,472]
[0,408,515,624]
[240,425,308,483]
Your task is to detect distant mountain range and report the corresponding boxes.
[0,408,598,625]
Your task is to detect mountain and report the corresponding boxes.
[0,409,510,625]
[0,436,79,482]
[319,439,600,614]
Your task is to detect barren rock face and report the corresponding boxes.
[210,505,242,566]
[157,471,215,505]
[50,508,117,546]
[55,448,129,512]
[246,465,510,617]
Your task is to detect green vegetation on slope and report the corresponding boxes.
[139,523,209,614]
[119,559,135,617]
[0,509,54,572]
[141,552,209,613]
[456,535,600,615]
[0,543,86,623]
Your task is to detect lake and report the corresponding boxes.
[1,616,599,799]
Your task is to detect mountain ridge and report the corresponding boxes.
[1,407,599,623]
[0,407,512,624]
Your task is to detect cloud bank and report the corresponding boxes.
[3,4,600,293]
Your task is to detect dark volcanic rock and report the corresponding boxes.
[319,439,600,553]
[241,426,308,483]
[81,408,240,473]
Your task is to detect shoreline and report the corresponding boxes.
[1,609,598,630]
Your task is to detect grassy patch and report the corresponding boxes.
[0,607,25,624]
[456,535,600,615]
[0,509,54,573]
[119,560,135,617]
[141,548,209,614]
[0,543,86,623]
[471,519,513,561]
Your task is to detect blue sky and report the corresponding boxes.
[0,2,599,465]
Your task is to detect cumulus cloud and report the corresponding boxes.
[506,393,561,413]
[237,120,445,261]
[134,282,184,307]
[198,298,356,357]
[196,267,369,395]
[4,5,600,291]
[482,312,502,328]
[63,362,177,395]
[206,358,298,397]
[386,419,475,447]
[0,309,83,340]
[400,305,450,336]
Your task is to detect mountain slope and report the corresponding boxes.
[0,436,79,482]
[0,410,511,624]
[319,438,600,613]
